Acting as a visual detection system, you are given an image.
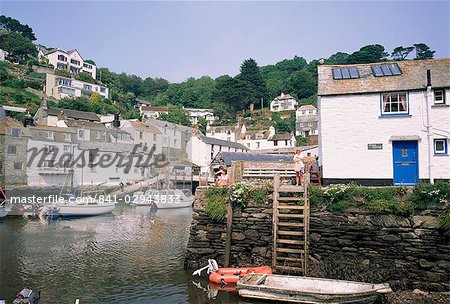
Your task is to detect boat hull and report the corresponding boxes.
[57,204,115,217]
[237,274,391,304]
[154,200,192,209]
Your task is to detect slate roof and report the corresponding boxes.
[213,151,293,166]
[239,130,270,140]
[297,105,316,111]
[207,125,238,133]
[45,107,100,122]
[275,93,296,100]
[199,135,249,150]
[269,133,294,141]
[318,58,450,96]
[64,119,106,129]
[141,106,169,112]
[126,120,161,134]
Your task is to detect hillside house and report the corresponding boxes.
[44,74,109,100]
[140,106,169,118]
[39,48,97,79]
[270,93,298,112]
[296,105,318,136]
[318,59,450,185]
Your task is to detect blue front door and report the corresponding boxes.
[392,141,419,185]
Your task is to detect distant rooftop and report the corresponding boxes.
[212,151,293,166]
[45,107,100,122]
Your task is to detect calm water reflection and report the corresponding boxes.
[0,205,255,304]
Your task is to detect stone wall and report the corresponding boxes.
[185,187,273,270]
[308,209,449,291]
[185,188,449,291]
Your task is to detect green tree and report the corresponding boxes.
[391,46,414,60]
[159,107,191,126]
[346,44,388,64]
[0,15,36,40]
[413,43,435,60]
[84,59,96,65]
[0,32,36,61]
[197,117,207,134]
[89,93,102,103]
[236,58,266,110]
[284,69,316,100]
[213,75,242,116]
[326,52,350,64]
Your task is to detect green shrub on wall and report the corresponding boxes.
[309,182,449,215]
[204,184,270,221]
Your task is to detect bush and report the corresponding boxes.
[205,186,229,221]
[409,182,450,208]
[309,185,326,207]
[249,187,269,205]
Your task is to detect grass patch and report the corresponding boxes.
[439,213,450,235]
[205,186,228,221]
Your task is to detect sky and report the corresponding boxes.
[1,1,449,83]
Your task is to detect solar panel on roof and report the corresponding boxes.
[333,67,360,80]
[372,65,384,77]
[389,64,402,75]
[332,68,343,79]
[372,64,402,77]
[349,67,359,79]
[341,68,351,79]
[380,65,393,76]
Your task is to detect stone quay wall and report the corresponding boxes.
[185,188,449,291]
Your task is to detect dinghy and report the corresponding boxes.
[237,273,392,304]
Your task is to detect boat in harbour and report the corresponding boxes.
[150,189,193,209]
[236,273,392,304]
[42,193,115,218]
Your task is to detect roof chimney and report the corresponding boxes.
[41,98,47,110]
[427,70,431,87]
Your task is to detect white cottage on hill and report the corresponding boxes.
[318,59,450,186]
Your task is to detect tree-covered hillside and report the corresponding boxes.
[0,15,438,125]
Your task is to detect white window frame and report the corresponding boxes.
[381,92,408,115]
[433,89,446,105]
[434,139,448,155]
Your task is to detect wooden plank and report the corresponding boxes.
[303,173,310,276]
[277,239,304,244]
[276,248,305,254]
[277,214,305,218]
[223,201,233,267]
[278,185,304,193]
[276,257,304,262]
[277,197,304,202]
[272,174,280,269]
[278,231,305,236]
[278,222,304,227]
[275,265,304,272]
[276,205,305,209]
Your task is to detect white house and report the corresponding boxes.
[185,108,216,125]
[270,93,298,112]
[39,48,97,79]
[296,105,318,136]
[120,120,163,156]
[140,106,169,118]
[187,133,249,173]
[207,123,296,151]
[318,59,450,186]
[206,124,241,142]
[44,74,109,100]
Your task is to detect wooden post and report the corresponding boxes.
[272,174,280,269]
[230,161,243,184]
[224,201,233,267]
[303,173,310,276]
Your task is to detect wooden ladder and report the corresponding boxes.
[271,174,310,275]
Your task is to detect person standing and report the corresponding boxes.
[218,168,230,186]
[293,149,304,186]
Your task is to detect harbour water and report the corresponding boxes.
[0,205,246,304]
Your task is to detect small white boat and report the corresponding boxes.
[237,273,392,304]
[44,194,115,217]
[151,189,193,209]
